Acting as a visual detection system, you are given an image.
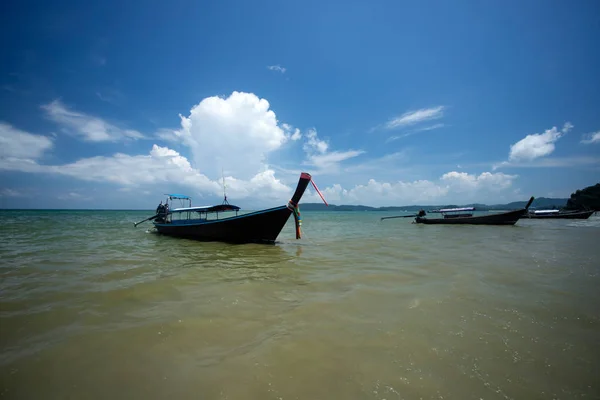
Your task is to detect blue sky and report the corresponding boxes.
[1,0,599,209]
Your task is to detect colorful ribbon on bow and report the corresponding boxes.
[287,200,302,239]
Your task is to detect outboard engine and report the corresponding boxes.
[155,202,168,223]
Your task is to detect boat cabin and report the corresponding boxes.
[438,207,475,219]
[157,194,241,225]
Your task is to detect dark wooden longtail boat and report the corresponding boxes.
[134,172,327,243]
[381,197,535,226]
[526,209,595,219]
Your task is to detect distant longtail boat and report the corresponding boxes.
[526,209,595,219]
[381,197,535,226]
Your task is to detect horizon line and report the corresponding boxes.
[0,197,568,212]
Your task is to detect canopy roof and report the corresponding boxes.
[439,207,475,213]
[171,204,241,213]
[165,194,191,200]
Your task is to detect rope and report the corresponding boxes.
[310,179,328,206]
[287,200,302,239]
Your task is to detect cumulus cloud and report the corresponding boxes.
[581,131,600,144]
[42,99,144,142]
[221,169,292,201]
[303,129,328,154]
[51,145,220,188]
[162,91,291,180]
[3,92,322,205]
[441,171,517,191]
[0,141,300,205]
[0,122,53,161]
[50,145,300,204]
[301,171,519,206]
[282,123,302,141]
[1,92,525,208]
[508,122,572,162]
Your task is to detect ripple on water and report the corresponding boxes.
[0,211,599,399]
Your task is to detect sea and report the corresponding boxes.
[1,210,599,400]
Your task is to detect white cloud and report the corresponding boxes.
[267,65,286,73]
[303,128,328,154]
[581,131,600,144]
[416,123,445,132]
[155,128,180,142]
[282,123,302,141]
[4,92,338,206]
[163,91,290,180]
[1,143,301,206]
[52,145,220,189]
[55,145,302,205]
[508,122,572,162]
[0,122,53,161]
[1,92,526,208]
[384,106,445,130]
[221,169,292,201]
[307,150,365,170]
[301,128,364,173]
[345,179,449,204]
[441,171,517,191]
[301,171,518,206]
[41,99,144,142]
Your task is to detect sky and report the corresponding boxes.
[1,0,599,209]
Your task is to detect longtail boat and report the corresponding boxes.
[526,209,595,219]
[381,197,535,226]
[134,172,328,243]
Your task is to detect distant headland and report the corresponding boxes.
[299,182,600,211]
[298,197,569,212]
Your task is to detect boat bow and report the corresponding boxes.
[287,172,317,239]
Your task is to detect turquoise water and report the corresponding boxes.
[1,210,599,399]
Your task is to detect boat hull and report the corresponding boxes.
[527,210,594,219]
[415,209,526,225]
[145,171,313,244]
[153,206,293,243]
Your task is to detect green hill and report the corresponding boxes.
[564,183,600,210]
[490,197,568,210]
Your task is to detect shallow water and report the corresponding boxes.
[1,210,599,399]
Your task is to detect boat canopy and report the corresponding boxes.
[165,194,191,200]
[170,204,241,213]
[533,209,560,214]
[439,207,475,213]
